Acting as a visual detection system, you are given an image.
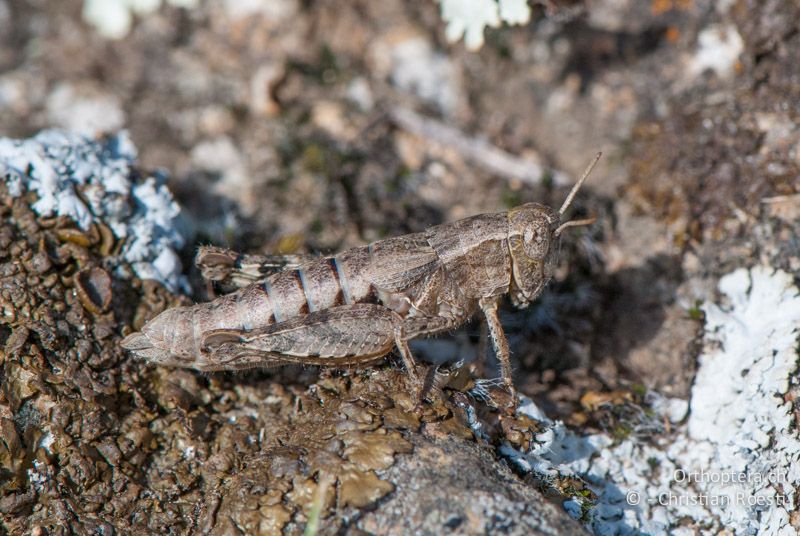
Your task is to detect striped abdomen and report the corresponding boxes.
[256,246,374,323]
[126,235,437,367]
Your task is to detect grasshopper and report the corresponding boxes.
[122,154,600,402]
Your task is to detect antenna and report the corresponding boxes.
[555,217,596,236]
[559,152,601,216]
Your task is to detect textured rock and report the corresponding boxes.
[358,435,586,535]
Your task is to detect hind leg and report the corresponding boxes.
[200,304,425,384]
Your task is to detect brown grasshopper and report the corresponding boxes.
[122,153,600,402]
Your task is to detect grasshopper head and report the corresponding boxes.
[506,203,560,307]
[506,152,601,308]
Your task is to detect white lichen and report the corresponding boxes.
[498,0,531,25]
[38,432,55,455]
[82,0,200,39]
[512,266,800,535]
[27,460,50,493]
[688,24,744,79]
[438,0,531,51]
[388,37,464,116]
[0,129,189,293]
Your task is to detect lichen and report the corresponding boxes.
[82,0,200,40]
[438,0,531,50]
[509,266,800,535]
[0,130,188,293]
[688,24,744,80]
